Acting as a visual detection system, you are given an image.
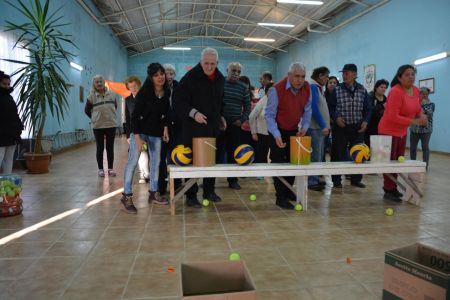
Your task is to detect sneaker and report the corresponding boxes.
[98,169,105,177]
[138,179,146,184]
[384,192,402,203]
[351,182,366,188]
[108,169,117,177]
[275,199,294,210]
[148,191,168,205]
[203,192,222,202]
[228,182,241,190]
[186,196,202,208]
[120,193,137,214]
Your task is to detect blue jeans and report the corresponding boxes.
[123,134,162,194]
[308,129,325,186]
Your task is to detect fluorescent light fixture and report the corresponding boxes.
[244,38,276,42]
[277,0,323,5]
[163,47,191,51]
[414,52,449,65]
[70,61,83,71]
[258,22,295,28]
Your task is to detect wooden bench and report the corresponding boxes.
[168,160,426,215]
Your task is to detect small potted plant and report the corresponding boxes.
[2,0,76,173]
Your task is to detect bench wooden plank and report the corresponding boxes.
[168,160,426,215]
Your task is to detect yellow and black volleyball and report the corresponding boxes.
[349,143,370,163]
[234,144,255,165]
[171,145,193,166]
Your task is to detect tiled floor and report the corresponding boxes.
[1,138,449,299]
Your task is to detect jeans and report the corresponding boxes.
[410,132,432,169]
[255,134,269,163]
[307,129,325,186]
[93,127,116,169]
[123,134,161,194]
[0,145,16,174]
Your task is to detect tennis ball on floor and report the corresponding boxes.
[229,253,241,261]
[249,194,257,201]
[295,204,303,211]
[202,199,209,207]
[385,208,394,216]
[398,156,405,162]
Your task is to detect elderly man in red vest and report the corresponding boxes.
[265,62,312,209]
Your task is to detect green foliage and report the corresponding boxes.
[2,0,77,153]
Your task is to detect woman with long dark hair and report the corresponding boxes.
[378,65,427,202]
[120,63,170,213]
[365,79,389,146]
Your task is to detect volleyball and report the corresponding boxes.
[171,145,193,166]
[349,143,370,163]
[234,144,255,165]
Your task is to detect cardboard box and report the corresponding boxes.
[181,261,256,299]
[383,240,450,300]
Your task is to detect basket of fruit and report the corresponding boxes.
[0,178,23,217]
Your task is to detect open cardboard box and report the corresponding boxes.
[181,260,256,299]
[383,239,450,300]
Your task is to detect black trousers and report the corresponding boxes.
[159,125,182,193]
[330,124,364,184]
[217,123,244,184]
[255,133,269,163]
[93,127,116,170]
[269,130,297,201]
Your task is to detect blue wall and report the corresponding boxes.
[0,0,128,136]
[275,0,450,153]
[128,38,275,88]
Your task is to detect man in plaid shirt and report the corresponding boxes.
[329,64,372,188]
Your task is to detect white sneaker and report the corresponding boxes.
[138,179,146,184]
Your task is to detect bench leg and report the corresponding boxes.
[277,176,308,211]
[399,173,423,205]
[169,177,175,216]
[296,176,308,211]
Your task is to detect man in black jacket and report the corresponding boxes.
[174,48,226,208]
[0,71,23,174]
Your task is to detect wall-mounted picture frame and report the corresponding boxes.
[364,64,376,92]
[418,78,434,94]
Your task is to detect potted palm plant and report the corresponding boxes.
[2,0,76,173]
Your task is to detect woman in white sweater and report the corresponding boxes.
[249,83,272,164]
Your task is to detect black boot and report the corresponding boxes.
[120,193,137,214]
[186,196,201,208]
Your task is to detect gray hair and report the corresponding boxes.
[201,47,219,61]
[163,64,176,74]
[288,62,306,73]
[227,62,241,69]
[89,74,106,99]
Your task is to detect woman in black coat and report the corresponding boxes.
[365,79,389,146]
[0,71,23,174]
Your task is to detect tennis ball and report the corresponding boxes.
[202,199,209,207]
[295,204,303,211]
[142,143,148,151]
[249,194,257,201]
[398,156,405,162]
[229,253,240,261]
[385,208,394,216]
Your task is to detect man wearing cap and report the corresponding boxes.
[328,64,372,188]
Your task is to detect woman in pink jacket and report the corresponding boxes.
[378,65,428,202]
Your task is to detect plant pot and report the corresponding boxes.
[23,152,52,174]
